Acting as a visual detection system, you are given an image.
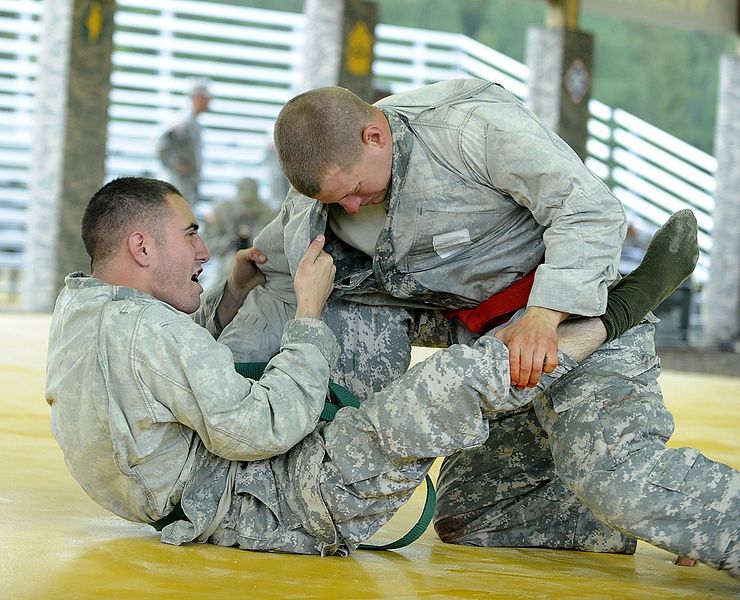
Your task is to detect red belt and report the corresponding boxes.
[443,268,537,334]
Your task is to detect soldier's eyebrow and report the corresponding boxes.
[183,223,199,233]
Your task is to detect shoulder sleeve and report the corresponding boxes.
[135,305,339,461]
[462,102,626,315]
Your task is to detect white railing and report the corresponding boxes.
[585,101,714,281]
[0,0,716,301]
[107,0,305,205]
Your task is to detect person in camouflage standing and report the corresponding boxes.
[220,79,738,577]
[45,176,691,561]
[157,79,211,206]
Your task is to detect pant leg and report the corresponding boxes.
[320,300,415,398]
[214,331,599,556]
[213,303,448,555]
[322,302,458,398]
[308,334,564,550]
[434,405,637,553]
[535,322,740,574]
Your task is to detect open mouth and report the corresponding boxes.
[191,270,201,283]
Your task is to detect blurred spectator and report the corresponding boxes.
[157,79,211,206]
[203,177,277,281]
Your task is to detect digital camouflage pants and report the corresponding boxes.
[218,295,739,574]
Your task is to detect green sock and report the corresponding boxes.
[601,209,699,342]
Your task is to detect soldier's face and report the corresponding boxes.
[192,93,210,114]
[315,145,392,215]
[149,194,210,314]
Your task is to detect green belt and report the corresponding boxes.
[153,362,437,551]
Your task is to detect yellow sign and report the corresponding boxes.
[82,1,105,45]
[345,21,373,77]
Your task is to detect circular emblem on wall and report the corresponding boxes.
[565,57,591,105]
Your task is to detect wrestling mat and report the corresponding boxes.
[1,314,738,599]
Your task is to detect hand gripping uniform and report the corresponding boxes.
[218,79,739,571]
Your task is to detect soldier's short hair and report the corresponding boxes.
[273,86,374,198]
[82,177,181,271]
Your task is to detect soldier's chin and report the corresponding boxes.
[182,296,203,315]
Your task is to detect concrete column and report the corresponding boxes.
[299,0,344,92]
[703,52,740,351]
[22,0,115,311]
[300,0,377,101]
[525,1,593,160]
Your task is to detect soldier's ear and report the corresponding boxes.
[362,124,387,148]
[127,231,153,267]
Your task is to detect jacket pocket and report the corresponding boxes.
[399,206,510,274]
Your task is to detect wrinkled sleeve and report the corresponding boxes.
[463,102,626,316]
[194,198,303,347]
[137,308,339,461]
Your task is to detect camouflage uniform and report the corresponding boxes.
[221,79,738,573]
[46,274,336,526]
[47,273,558,556]
[435,318,739,572]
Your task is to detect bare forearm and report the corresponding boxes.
[215,247,268,328]
[216,277,253,329]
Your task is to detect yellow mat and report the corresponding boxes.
[1,313,738,599]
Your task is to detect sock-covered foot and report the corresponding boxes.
[601,209,699,342]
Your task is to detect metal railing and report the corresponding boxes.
[0,0,716,302]
[585,101,714,281]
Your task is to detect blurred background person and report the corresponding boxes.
[202,177,277,284]
[157,79,211,206]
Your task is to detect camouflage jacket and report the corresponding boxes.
[46,273,338,535]
[255,78,626,316]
